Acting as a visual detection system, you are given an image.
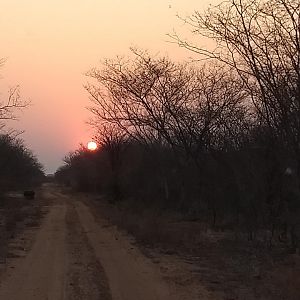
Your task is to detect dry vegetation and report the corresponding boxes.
[0,190,47,271]
[56,1,300,298]
[0,59,45,269]
[81,193,300,300]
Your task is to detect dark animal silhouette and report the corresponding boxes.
[23,190,35,199]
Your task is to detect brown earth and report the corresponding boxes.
[81,193,300,300]
[0,184,194,300]
[1,183,299,300]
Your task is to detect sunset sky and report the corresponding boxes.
[0,0,211,173]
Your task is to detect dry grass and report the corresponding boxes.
[0,190,46,266]
[80,194,300,300]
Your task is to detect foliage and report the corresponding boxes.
[0,60,44,193]
[58,0,300,252]
[0,134,44,192]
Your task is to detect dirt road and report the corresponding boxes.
[0,184,182,300]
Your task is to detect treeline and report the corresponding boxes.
[0,134,44,192]
[0,60,44,194]
[56,0,300,251]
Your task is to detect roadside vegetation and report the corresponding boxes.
[0,59,45,269]
[0,59,44,193]
[56,1,300,297]
[0,134,45,192]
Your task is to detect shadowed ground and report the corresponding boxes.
[0,183,185,300]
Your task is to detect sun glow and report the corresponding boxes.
[87,141,97,151]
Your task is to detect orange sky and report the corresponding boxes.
[0,0,211,173]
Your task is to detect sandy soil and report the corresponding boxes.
[0,184,191,300]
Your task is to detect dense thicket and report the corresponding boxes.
[56,0,300,251]
[0,60,44,194]
[0,134,44,192]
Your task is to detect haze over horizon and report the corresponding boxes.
[0,0,209,173]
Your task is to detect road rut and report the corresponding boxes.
[0,185,181,300]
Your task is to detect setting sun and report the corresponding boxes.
[87,141,97,151]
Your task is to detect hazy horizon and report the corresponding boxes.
[0,0,209,173]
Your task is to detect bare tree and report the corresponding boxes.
[0,86,27,120]
[0,60,29,130]
[85,50,249,163]
[0,134,44,191]
[171,0,300,246]
[85,49,192,149]
[172,0,300,174]
[85,50,251,217]
[94,124,127,169]
[0,59,39,192]
[94,124,128,201]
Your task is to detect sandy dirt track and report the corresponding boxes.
[0,184,182,300]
